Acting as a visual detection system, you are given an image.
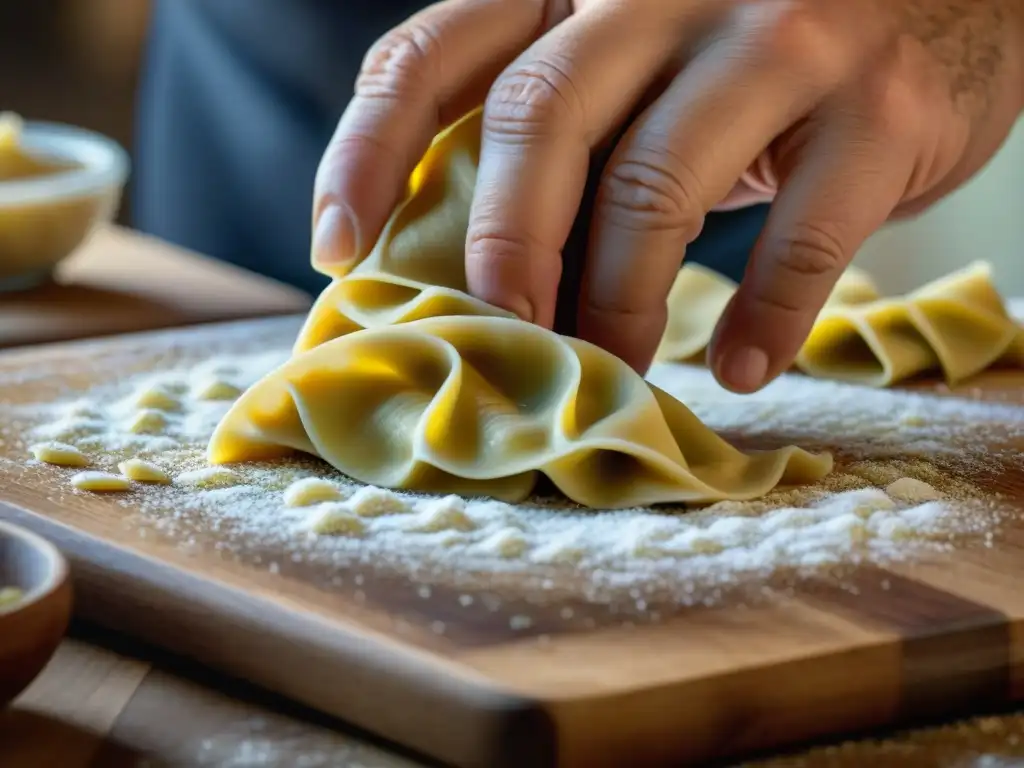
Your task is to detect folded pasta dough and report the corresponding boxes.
[293,108,513,355]
[209,315,832,508]
[798,261,1024,386]
[657,260,1023,386]
[208,108,833,508]
[653,264,736,364]
[655,264,880,365]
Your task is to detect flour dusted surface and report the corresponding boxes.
[1,331,1019,608]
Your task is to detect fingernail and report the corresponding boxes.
[312,204,359,266]
[718,346,769,392]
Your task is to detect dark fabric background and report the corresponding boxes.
[134,0,767,298]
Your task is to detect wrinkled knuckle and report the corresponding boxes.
[773,222,847,278]
[858,66,923,141]
[484,58,581,139]
[748,288,806,317]
[356,24,442,100]
[752,6,848,86]
[318,132,392,182]
[598,150,705,241]
[465,229,530,271]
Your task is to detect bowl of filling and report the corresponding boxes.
[0,111,130,293]
[0,520,73,707]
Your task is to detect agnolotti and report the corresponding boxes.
[208,316,831,508]
[658,261,1024,387]
[799,262,1024,387]
[207,108,833,508]
[655,264,881,366]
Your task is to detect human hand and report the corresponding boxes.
[312,0,1024,392]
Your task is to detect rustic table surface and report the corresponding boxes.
[0,225,311,349]
[4,626,1024,768]
[3,234,1024,767]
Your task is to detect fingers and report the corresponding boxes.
[464,3,690,328]
[312,0,550,274]
[577,30,838,373]
[709,102,917,393]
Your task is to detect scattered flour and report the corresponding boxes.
[2,341,1018,607]
[402,498,477,533]
[886,477,945,503]
[191,377,242,401]
[185,715,416,768]
[644,362,1024,469]
[475,528,531,559]
[344,486,409,518]
[745,710,1024,767]
[282,478,346,508]
[176,467,243,489]
[130,383,181,412]
[126,409,168,435]
[301,503,367,537]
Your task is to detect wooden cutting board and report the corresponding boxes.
[0,226,312,349]
[1,316,1023,768]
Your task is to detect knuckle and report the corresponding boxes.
[317,131,393,182]
[597,149,705,240]
[356,23,443,100]
[483,57,581,139]
[748,5,848,86]
[314,129,399,212]
[748,288,807,317]
[465,228,534,269]
[771,222,848,279]
[857,65,923,140]
[464,229,543,316]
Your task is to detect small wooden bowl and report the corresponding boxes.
[0,520,73,707]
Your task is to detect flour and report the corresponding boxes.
[745,711,1024,767]
[646,363,1024,469]
[886,476,946,502]
[184,715,413,768]
[3,344,1018,607]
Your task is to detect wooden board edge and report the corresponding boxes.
[0,503,557,768]
[545,625,1015,767]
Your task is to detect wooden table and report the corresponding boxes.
[0,225,312,349]
[6,625,1024,768]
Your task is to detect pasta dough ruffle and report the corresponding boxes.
[208,315,832,509]
[658,261,1024,387]
[799,262,1024,386]
[294,107,509,354]
[655,264,879,365]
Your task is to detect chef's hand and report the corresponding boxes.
[312,0,1023,393]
